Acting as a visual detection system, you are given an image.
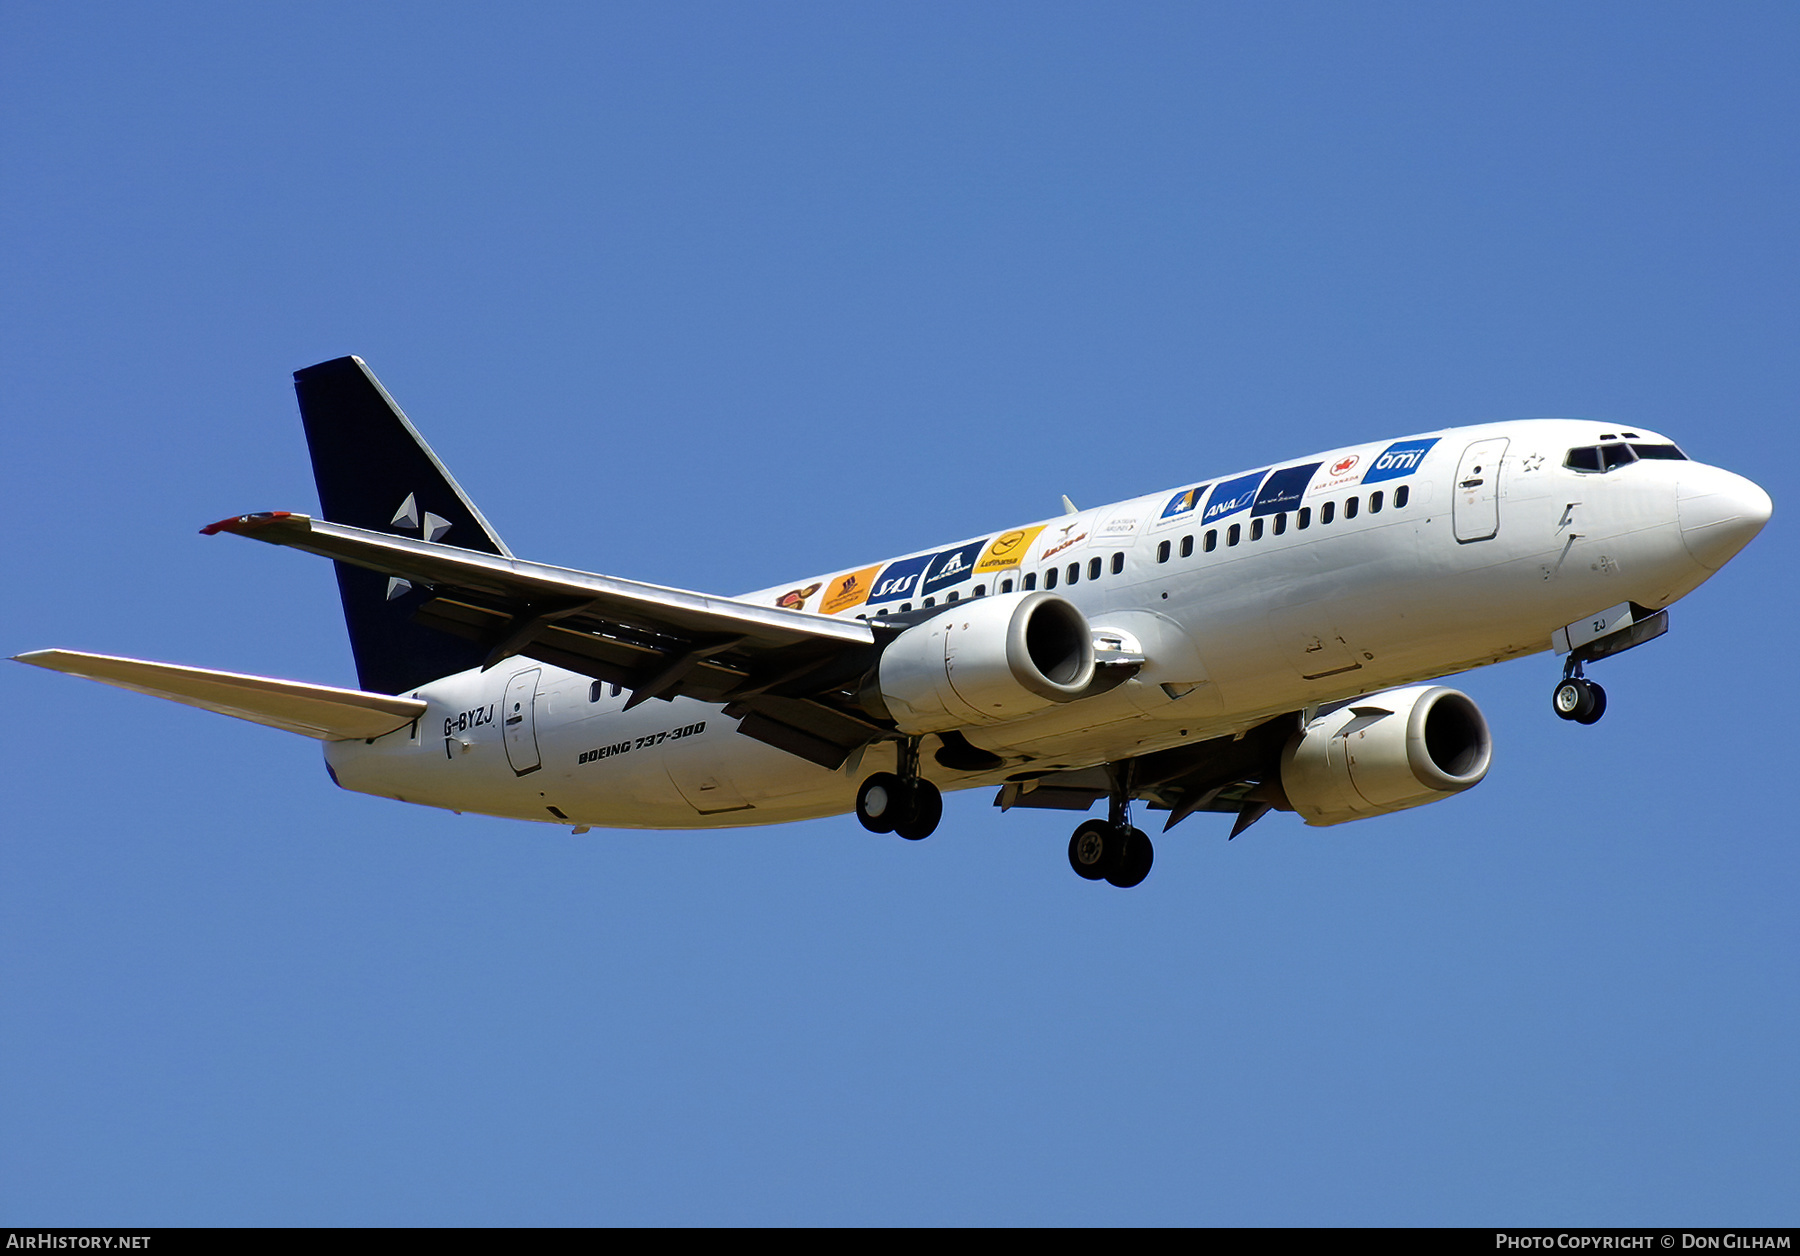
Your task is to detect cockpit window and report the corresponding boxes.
[1631,442,1688,460]
[1565,442,1644,473]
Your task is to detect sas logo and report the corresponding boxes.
[1200,471,1269,525]
[975,526,1046,574]
[1362,438,1439,484]
[818,564,882,615]
[921,540,987,596]
[866,552,936,605]
[1329,455,1359,477]
[776,583,822,610]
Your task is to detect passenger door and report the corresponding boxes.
[1452,438,1508,543]
[502,667,542,775]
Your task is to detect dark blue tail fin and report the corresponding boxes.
[294,356,510,695]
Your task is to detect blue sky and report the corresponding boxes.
[3,2,1795,1225]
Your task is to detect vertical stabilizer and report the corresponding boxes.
[294,356,510,694]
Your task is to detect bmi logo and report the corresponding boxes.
[1362,438,1439,484]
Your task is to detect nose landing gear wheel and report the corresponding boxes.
[1553,677,1605,723]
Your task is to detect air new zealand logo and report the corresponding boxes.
[383,492,453,601]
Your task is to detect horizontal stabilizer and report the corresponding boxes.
[15,649,427,741]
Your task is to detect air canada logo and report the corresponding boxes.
[819,565,881,615]
[1330,456,1359,476]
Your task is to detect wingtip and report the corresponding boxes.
[199,511,295,536]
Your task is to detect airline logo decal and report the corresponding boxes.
[1098,511,1140,538]
[776,582,822,610]
[1157,484,1209,526]
[1252,462,1322,516]
[1200,471,1269,525]
[974,526,1046,574]
[921,540,988,596]
[866,553,936,605]
[1308,452,1364,496]
[1362,438,1439,483]
[1039,521,1088,562]
[818,565,882,615]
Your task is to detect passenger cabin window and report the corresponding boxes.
[946,591,959,603]
[1297,507,1311,529]
[1345,496,1359,520]
[1066,562,1080,585]
[1044,568,1058,589]
[1321,502,1335,525]
[1111,552,1124,575]
[589,681,605,703]
[1180,534,1194,558]
[973,585,985,597]
[1000,578,1014,593]
[1157,540,1171,563]
[1088,557,1102,581]
[901,602,912,612]
[1023,572,1037,591]
[1250,517,1264,541]
[1204,530,1217,552]
[1394,487,1409,509]
[923,597,935,607]
[1273,513,1287,535]
[1227,523,1241,546]
[1369,491,1383,513]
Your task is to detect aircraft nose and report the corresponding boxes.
[1677,464,1773,571]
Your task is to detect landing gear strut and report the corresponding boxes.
[1552,657,1607,725]
[1067,769,1154,888]
[855,737,943,840]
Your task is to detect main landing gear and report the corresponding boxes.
[855,738,943,841]
[1067,769,1153,888]
[1552,658,1607,725]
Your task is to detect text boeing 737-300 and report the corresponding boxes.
[16,356,1772,887]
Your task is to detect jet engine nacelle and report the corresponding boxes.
[871,591,1096,734]
[1279,685,1492,826]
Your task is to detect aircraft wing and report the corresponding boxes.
[203,511,889,768]
[15,649,427,741]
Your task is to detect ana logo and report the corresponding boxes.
[1362,438,1439,484]
[1201,471,1268,525]
[1330,455,1359,476]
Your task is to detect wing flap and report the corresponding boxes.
[15,649,427,741]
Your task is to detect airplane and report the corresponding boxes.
[17,356,1772,888]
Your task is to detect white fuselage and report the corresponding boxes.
[324,419,1768,829]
